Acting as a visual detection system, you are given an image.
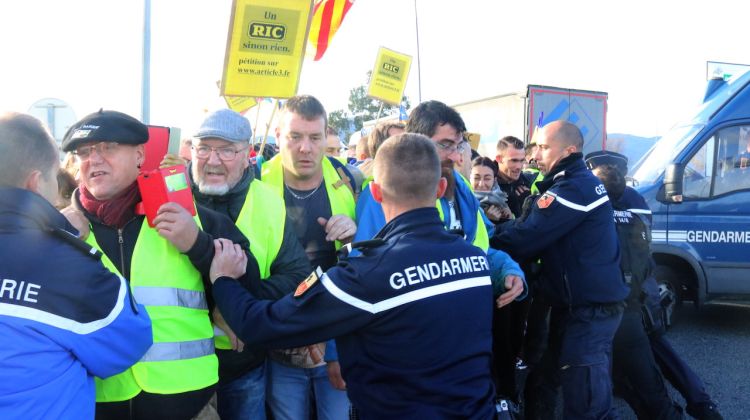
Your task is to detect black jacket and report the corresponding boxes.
[190,165,310,381]
[491,154,629,307]
[497,171,534,218]
[190,165,310,299]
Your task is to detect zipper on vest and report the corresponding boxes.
[117,228,139,314]
[117,228,126,276]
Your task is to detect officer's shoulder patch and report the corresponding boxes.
[295,267,323,297]
[537,193,556,209]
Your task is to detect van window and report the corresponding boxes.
[683,137,714,199]
[683,124,750,199]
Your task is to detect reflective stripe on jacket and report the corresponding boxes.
[87,217,217,401]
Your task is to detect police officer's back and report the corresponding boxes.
[210,134,497,419]
[0,113,152,419]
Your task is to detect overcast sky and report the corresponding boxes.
[2,0,749,139]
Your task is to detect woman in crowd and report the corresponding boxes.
[471,157,512,223]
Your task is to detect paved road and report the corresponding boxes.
[615,301,750,419]
[195,301,749,420]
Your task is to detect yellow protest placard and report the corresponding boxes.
[367,47,412,106]
[465,132,481,151]
[224,96,258,114]
[221,0,313,98]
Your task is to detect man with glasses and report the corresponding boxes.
[356,101,497,249]
[353,100,525,306]
[188,109,310,420]
[60,109,262,420]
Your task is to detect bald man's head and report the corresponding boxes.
[545,120,583,150]
[533,120,584,174]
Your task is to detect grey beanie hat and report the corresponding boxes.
[195,109,252,143]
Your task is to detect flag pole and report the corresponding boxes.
[253,99,263,146]
[141,0,151,123]
[413,0,422,103]
[260,99,279,157]
[375,101,384,122]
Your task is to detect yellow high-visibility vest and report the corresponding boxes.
[214,180,285,350]
[436,175,489,251]
[87,217,218,402]
[261,155,356,250]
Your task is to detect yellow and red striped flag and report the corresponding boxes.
[307,0,354,61]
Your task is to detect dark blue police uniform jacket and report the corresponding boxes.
[213,207,496,419]
[0,188,152,419]
[615,187,664,315]
[491,154,629,307]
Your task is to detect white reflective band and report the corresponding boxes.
[629,208,652,215]
[140,338,215,362]
[651,230,688,242]
[213,325,227,337]
[321,273,491,314]
[547,191,609,212]
[652,230,667,242]
[670,231,688,242]
[0,275,127,334]
[133,286,207,310]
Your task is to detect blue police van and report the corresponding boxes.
[631,70,750,316]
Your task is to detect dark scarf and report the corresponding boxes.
[79,181,141,228]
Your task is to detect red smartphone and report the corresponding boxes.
[142,126,182,173]
[136,165,195,227]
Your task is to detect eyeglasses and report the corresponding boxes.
[72,142,121,161]
[193,145,246,161]
[435,140,468,154]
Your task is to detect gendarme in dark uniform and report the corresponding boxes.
[211,134,497,419]
[213,207,496,419]
[491,122,629,419]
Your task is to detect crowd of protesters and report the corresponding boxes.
[0,95,723,420]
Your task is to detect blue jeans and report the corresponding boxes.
[216,363,266,420]
[266,359,349,420]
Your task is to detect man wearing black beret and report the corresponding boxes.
[61,109,262,420]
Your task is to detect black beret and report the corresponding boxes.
[61,109,149,152]
[584,150,628,175]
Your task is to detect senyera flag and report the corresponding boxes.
[307,0,354,61]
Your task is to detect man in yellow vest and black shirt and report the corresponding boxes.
[260,95,357,420]
[186,109,310,420]
[60,109,262,420]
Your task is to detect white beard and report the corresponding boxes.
[197,182,229,195]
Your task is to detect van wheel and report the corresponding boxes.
[653,265,680,328]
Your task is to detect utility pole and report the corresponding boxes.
[414,0,422,103]
[35,102,66,139]
[141,0,151,123]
